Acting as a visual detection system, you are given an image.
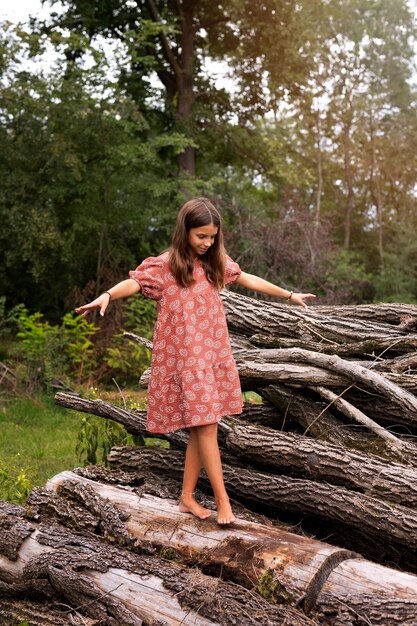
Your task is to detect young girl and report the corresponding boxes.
[76,198,315,524]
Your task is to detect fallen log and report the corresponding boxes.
[0,500,312,626]
[258,383,399,454]
[222,292,416,345]
[55,392,417,502]
[230,336,417,393]
[219,416,417,504]
[250,333,417,357]
[301,302,417,327]
[239,349,417,419]
[108,446,417,568]
[40,470,417,625]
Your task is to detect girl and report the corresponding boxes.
[76,198,315,524]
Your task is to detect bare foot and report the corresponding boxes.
[216,496,236,525]
[179,494,212,520]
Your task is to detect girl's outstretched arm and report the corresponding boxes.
[75,278,141,317]
[235,272,316,309]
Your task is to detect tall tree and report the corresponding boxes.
[39,0,319,178]
[0,23,187,314]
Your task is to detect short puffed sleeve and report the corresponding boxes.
[224,255,242,285]
[129,256,166,301]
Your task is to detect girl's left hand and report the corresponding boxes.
[290,293,316,309]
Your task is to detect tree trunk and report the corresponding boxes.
[107,446,417,564]
[54,392,417,501]
[41,470,417,624]
[145,0,196,176]
[0,496,313,626]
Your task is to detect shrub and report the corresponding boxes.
[0,457,33,504]
[15,308,97,389]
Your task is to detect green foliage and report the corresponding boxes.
[75,414,137,466]
[15,308,97,389]
[0,297,25,360]
[75,387,168,466]
[102,297,155,385]
[104,338,150,382]
[0,22,181,317]
[322,250,374,304]
[0,457,33,504]
[374,263,417,304]
[0,1,417,312]
[124,294,157,338]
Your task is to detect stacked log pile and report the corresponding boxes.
[2,291,417,624]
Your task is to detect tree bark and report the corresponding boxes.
[259,383,400,454]
[0,497,314,626]
[221,291,417,357]
[55,392,417,498]
[40,470,417,625]
[219,416,417,504]
[107,446,417,560]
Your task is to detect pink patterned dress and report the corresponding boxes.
[129,252,243,433]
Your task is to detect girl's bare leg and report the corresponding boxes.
[195,423,236,524]
[179,427,211,519]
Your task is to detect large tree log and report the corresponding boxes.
[220,416,417,504]
[230,335,417,392]
[55,393,417,501]
[41,470,417,625]
[222,292,417,350]
[298,302,417,327]
[0,500,312,626]
[237,349,417,418]
[108,446,417,567]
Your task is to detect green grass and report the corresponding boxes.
[0,394,81,492]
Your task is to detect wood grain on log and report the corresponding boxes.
[0,497,316,626]
[108,446,417,559]
[43,470,417,625]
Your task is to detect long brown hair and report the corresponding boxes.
[169,197,226,288]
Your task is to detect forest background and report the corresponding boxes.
[1,0,417,497]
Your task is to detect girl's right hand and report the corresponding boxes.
[75,292,111,318]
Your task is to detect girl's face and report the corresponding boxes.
[187,223,218,257]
